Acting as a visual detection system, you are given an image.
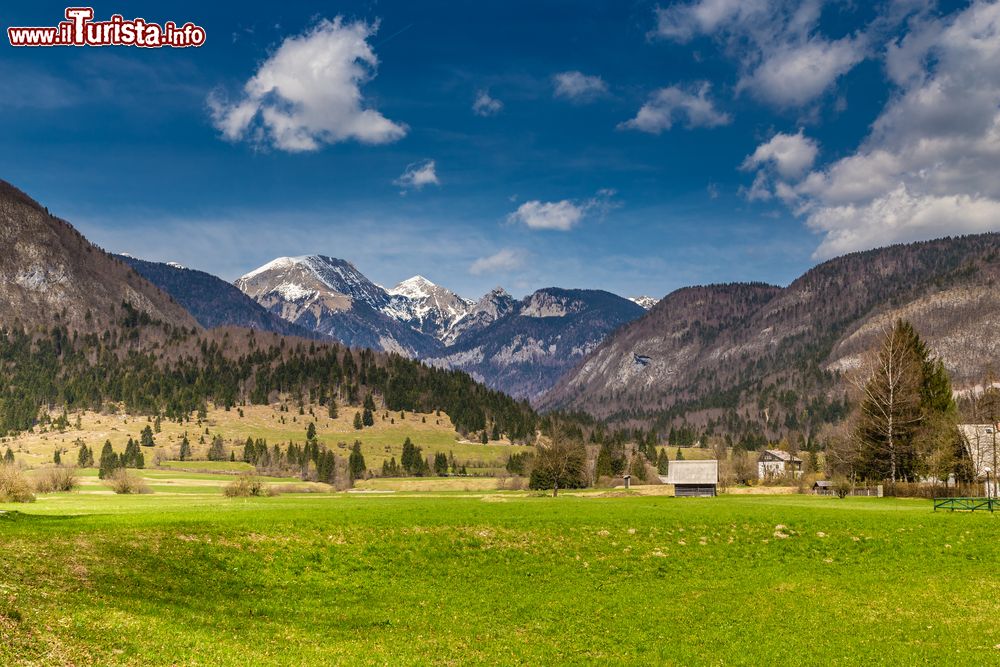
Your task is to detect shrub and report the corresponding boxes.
[223,474,275,498]
[34,467,79,494]
[0,465,36,503]
[106,469,151,495]
[832,476,852,499]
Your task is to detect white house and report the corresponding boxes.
[959,424,999,494]
[757,449,803,480]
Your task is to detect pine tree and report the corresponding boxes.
[2,448,12,465]
[140,425,155,448]
[480,431,489,444]
[349,441,366,481]
[77,444,93,468]
[362,408,374,427]
[656,448,669,475]
[595,442,614,479]
[434,451,449,476]
[207,435,226,461]
[328,398,338,419]
[363,393,377,411]
[353,412,363,430]
[306,422,317,444]
[98,440,119,480]
[53,449,62,465]
[179,435,192,461]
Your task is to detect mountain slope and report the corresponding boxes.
[118,255,320,338]
[426,288,646,401]
[541,233,1000,437]
[0,180,198,332]
[235,256,441,356]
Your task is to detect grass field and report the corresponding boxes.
[3,488,999,665]
[1,404,530,476]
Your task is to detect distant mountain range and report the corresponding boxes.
[540,233,1000,439]
[232,255,646,400]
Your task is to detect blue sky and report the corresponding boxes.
[1,0,996,299]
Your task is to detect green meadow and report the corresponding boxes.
[2,485,999,665]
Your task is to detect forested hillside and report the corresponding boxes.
[542,233,1000,447]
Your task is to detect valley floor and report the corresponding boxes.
[2,490,999,665]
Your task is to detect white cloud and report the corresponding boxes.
[748,2,1000,257]
[472,90,503,116]
[807,185,1000,258]
[508,200,586,231]
[737,36,866,108]
[507,191,617,231]
[209,17,406,152]
[553,71,608,102]
[469,249,524,275]
[653,0,870,108]
[742,130,819,180]
[507,188,620,232]
[619,82,731,134]
[394,159,440,192]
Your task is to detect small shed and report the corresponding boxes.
[665,460,718,497]
[812,480,833,495]
[758,449,803,479]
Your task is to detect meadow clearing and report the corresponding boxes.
[1,404,529,476]
[2,482,999,666]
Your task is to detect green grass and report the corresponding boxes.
[2,492,999,665]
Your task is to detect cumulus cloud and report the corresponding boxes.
[746,2,1000,257]
[469,248,524,275]
[743,130,819,179]
[507,190,617,231]
[553,71,608,102]
[619,82,730,134]
[394,159,440,192]
[472,90,503,116]
[209,18,406,152]
[653,0,869,108]
[508,200,586,231]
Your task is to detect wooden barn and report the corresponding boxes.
[666,460,718,497]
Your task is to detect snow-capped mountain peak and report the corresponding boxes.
[629,295,658,310]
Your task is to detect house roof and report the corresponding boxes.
[666,460,719,485]
[813,480,833,488]
[760,449,802,463]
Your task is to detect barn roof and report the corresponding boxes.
[666,460,718,485]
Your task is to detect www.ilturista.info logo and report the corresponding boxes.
[7,7,206,48]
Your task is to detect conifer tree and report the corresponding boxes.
[434,451,449,476]
[656,448,669,475]
[2,448,12,465]
[306,422,317,444]
[140,425,155,448]
[179,435,192,461]
[328,398,338,419]
[53,449,61,465]
[362,408,374,427]
[353,412,364,430]
[349,441,366,481]
[207,435,226,461]
[98,440,119,479]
